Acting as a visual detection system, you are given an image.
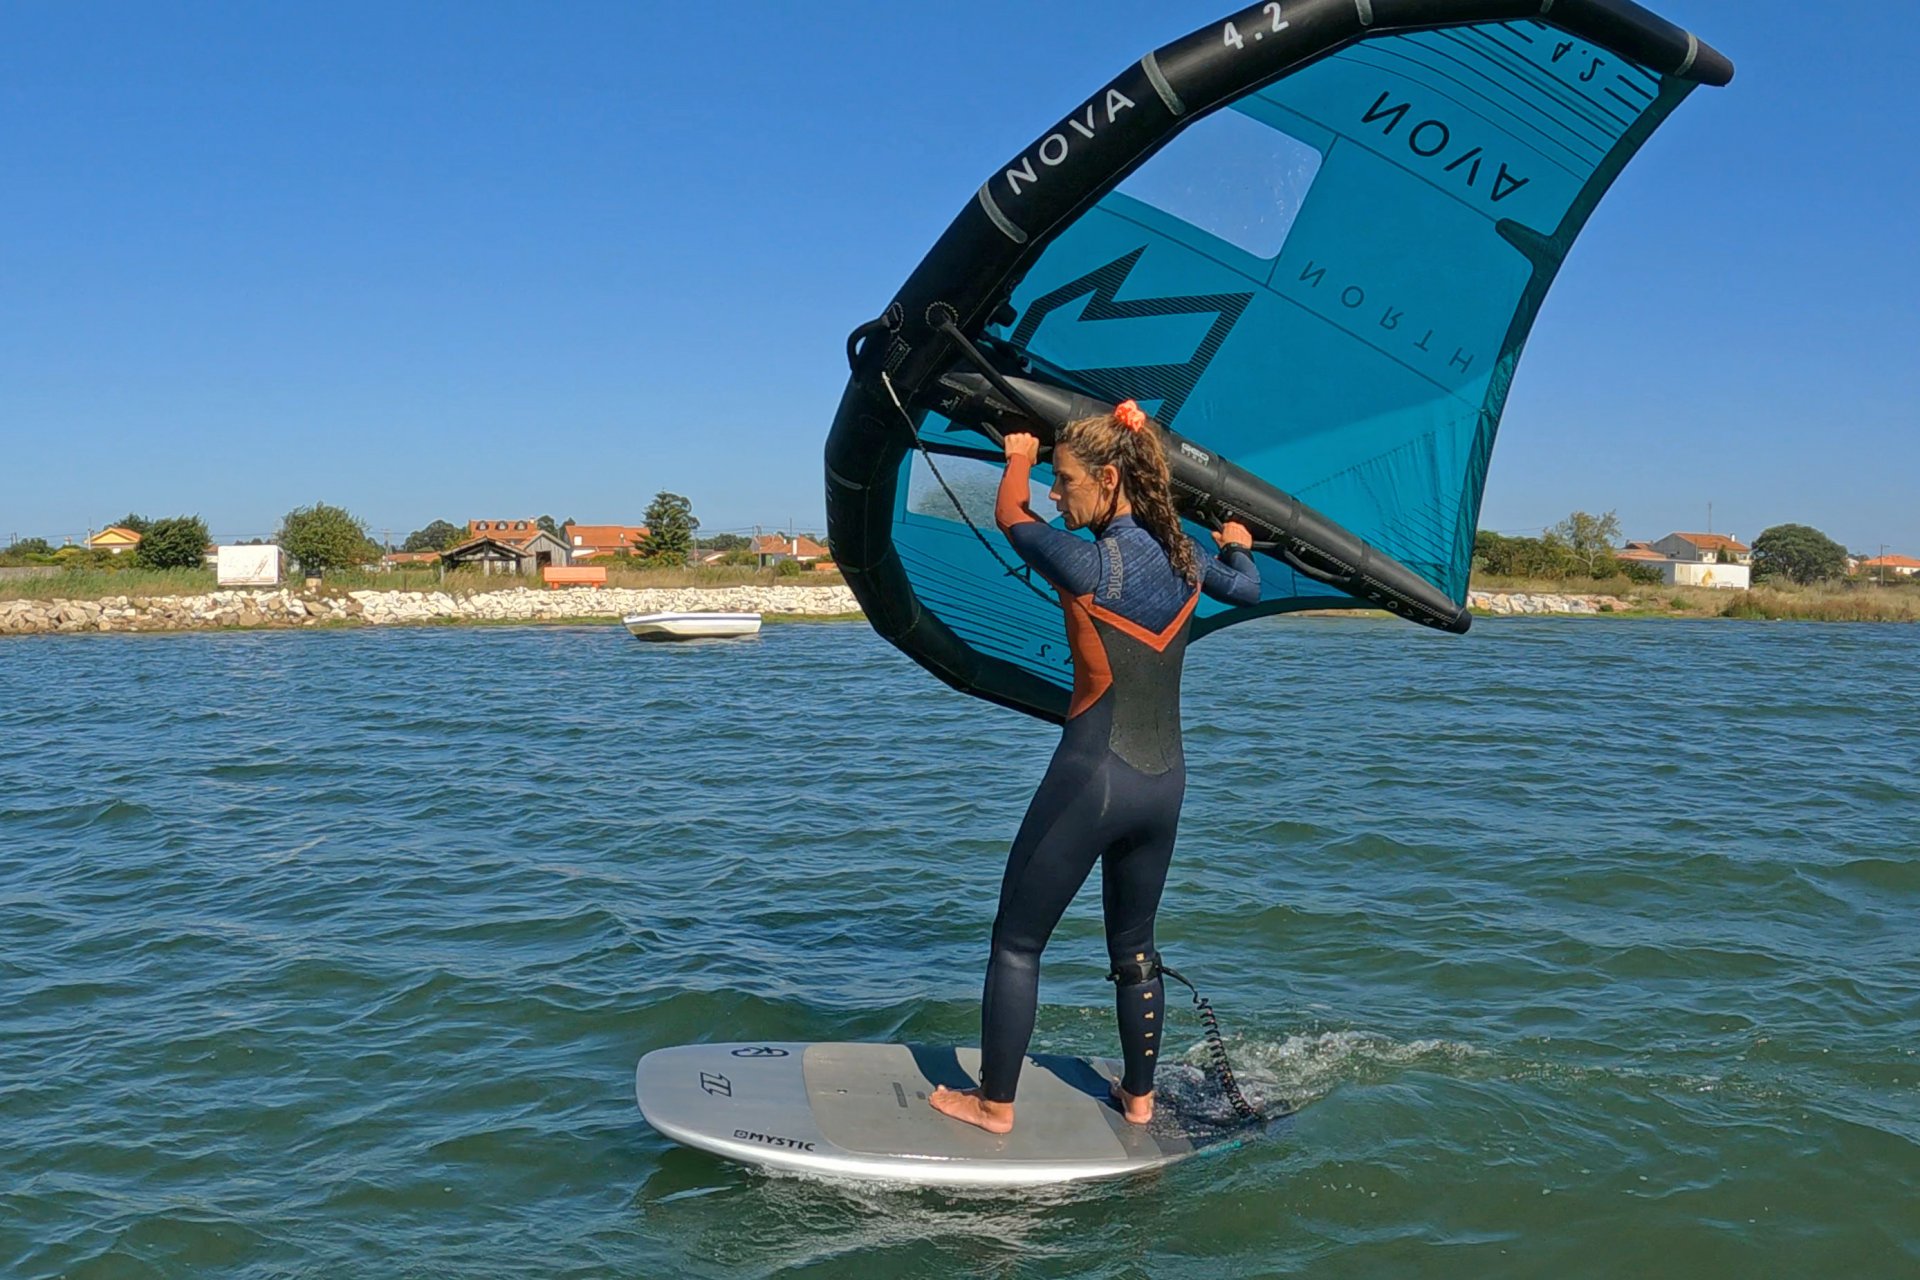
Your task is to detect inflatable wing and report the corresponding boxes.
[826,0,1732,723]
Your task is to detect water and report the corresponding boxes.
[2,618,1915,1278]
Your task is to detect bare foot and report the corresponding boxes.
[927,1085,1015,1134]
[1109,1080,1154,1125]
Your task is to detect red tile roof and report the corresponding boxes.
[1861,554,1920,569]
[1669,532,1751,554]
[466,518,542,545]
[752,534,828,559]
[562,523,649,557]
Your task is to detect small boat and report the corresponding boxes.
[621,611,762,641]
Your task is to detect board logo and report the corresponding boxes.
[698,1071,732,1097]
[730,1046,789,1058]
[733,1129,817,1151]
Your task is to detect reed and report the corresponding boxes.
[0,568,217,601]
[1719,588,1920,622]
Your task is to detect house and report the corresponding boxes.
[85,526,142,555]
[1624,532,1753,590]
[1860,554,1920,579]
[1615,541,1668,565]
[751,534,829,567]
[562,522,649,560]
[440,523,573,576]
[1651,532,1752,565]
[381,550,442,569]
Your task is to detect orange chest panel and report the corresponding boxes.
[1059,591,1197,720]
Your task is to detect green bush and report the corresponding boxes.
[136,516,211,570]
[279,502,379,576]
[773,558,807,577]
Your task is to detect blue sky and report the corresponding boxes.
[2,1,1914,552]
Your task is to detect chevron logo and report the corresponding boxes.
[1008,247,1252,424]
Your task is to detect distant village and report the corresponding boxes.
[3,513,835,589]
[14,518,1919,590]
[372,519,833,576]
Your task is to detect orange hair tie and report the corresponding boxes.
[1114,400,1147,432]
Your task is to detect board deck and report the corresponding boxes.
[635,1041,1262,1187]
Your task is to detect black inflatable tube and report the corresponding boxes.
[932,371,1473,633]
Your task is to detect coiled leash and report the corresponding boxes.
[1109,955,1263,1123]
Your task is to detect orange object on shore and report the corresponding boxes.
[542,565,607,589]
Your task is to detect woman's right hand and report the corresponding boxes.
[1002,432,1041,466]
[1212,520,1253,551]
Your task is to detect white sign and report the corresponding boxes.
[217,544,282,586]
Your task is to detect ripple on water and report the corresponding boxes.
[1,619,1916,1277]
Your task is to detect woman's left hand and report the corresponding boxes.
[1002,432,1041,466]
[1213,520,1253,551]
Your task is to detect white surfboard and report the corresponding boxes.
[635,1041,1267,1187]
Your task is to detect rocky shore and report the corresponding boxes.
[0,585,860,636]
[0,585,1646,637]
[1466,590,1629,616]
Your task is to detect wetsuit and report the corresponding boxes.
[981,453,1262,1103]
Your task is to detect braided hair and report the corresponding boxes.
[1057,408,1200,587]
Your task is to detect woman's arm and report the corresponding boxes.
[996,433,1099,595]
[1199,521,1262,606]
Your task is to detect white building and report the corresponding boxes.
[1618,533,1753,590]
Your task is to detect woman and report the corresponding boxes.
[929,400,1262,1134]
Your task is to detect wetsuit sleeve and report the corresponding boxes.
[1198,539,1263,606]
[996,454,1100,595]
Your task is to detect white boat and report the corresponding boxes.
[621,611,762,641]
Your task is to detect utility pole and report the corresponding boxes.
[1707,501,1713,535]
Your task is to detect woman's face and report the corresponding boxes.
[1048,445,1121,531]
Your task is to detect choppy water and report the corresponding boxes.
[2,618,1916,1279]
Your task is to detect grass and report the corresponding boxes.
[0,567,222,602]
[1471,574,1920,622]
[1718,587,1920,622]
[0,564,846,603]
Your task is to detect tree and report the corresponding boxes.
[537,514,559,536]
[1752,524,1848,585]
[105,512,151,535]
[702,532,750,552]
[638,492,698,564]
[403,520,463,552]
[278,502,379,576]
[1474,530,1574,580]
[5,537,52,558]
[135,515,211,569]
[1544,510,1623,578]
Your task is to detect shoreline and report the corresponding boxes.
[2,585,1909,638]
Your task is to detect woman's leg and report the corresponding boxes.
[975,754,1111,1103]
[1101,764,1185,1100]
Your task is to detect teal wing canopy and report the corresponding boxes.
[829,3,1731,721]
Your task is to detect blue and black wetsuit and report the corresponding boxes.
[981,455,1262,1104]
